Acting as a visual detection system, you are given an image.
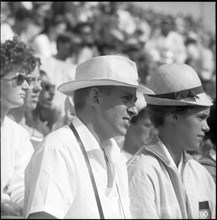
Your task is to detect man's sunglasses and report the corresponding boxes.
[3,72,33,86]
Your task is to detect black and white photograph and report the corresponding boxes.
[1,2,216,219]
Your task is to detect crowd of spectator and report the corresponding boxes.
[1,0,216,173]
[1,2,216,218]
[1,2,216,98]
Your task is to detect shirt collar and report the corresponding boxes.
[143,135,172,165]
[71,116,121,162]
[103,138,121,167]
[72,116,101,152]
[144,135,187,170]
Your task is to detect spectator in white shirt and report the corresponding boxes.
[24,55,154,219]
[1,36,38,218]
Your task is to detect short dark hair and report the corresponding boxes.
[1,36,40,78]
[146,104,201,127]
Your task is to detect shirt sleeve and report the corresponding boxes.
[128,157,160,219]
[24,144,76,219]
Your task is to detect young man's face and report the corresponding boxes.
[175,106,210,151]
[96,86,138,139]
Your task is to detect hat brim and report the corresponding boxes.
[144,92,213,106]
[57,79,154,96]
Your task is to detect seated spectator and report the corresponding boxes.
[145,15,187,65]
[12,7,43,45]
[121,92,156,163]
[195,47,215,99]
[74,21,99,64]
[8,59,43,149]
[1,36,36,218]
[23,55,153,219]
[40,32,77,122]
[122,107,156,163]
[27,70,56,139]
[185,35,201,66]
[122,38,143,62]
[1,2,14,43]
[31,15,67,58]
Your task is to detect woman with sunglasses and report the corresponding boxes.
[8,59,44,150]
[1,36,39,218]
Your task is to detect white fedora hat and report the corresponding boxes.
[145,63,213,106]
[58,55,154,96]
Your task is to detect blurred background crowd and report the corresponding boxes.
[1,2,216,94]
[1,1,216,159]
[1,3,216,216]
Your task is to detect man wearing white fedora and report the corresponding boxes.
[128,63,216,219]
[23,55,154,219]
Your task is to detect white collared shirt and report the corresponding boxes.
[128,135,215,219]
[24,116,131,219]
[1,116,34,206]
[156,136,184,175]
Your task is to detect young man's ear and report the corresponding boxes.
[172,112,181,125]
[89,87,100,108]
[173,112,178,120]
[167,112,179,125]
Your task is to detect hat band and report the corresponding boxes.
[147,86,204,100]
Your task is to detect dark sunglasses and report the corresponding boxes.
[3,72,33,86]
[41,82,55,92]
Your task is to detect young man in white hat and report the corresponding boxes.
[23,55,153,219]
[128,63,216,219]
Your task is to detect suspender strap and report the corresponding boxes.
[69,123,105,219]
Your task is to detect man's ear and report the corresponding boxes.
[167,112,179,125]
[172,112,178,120]
[89,87,100,108]
[172,112,180,125]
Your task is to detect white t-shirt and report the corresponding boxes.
[1,116,34,206]
[24,116,131,218]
